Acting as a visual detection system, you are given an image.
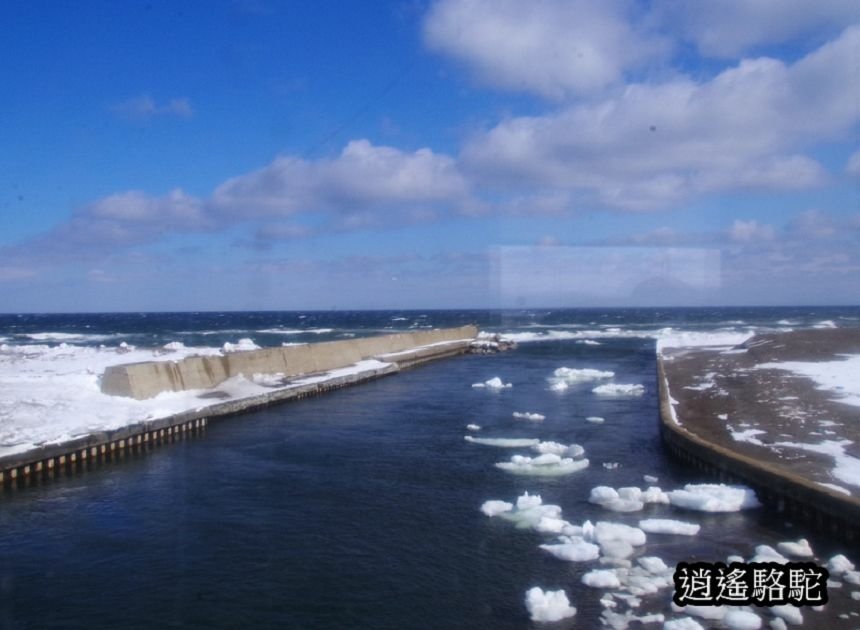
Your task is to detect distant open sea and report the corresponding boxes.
[1,307,858,628]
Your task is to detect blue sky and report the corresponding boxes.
[1,0,858,311]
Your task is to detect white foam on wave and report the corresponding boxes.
[222,338,261,353]
[464,436,540,447]
[471,376,512,389]
[593,383,645,396]
[256,328,334,335]
[668,483,760,512]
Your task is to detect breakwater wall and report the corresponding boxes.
[102,325,478,399]
[1,326,478,488]
[657,358,860,543]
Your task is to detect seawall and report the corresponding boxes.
[657,354,860,543]
[102,325,478,399]
[1,326,478,488]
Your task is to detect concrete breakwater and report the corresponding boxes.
[1,326,478,487]
[658,329,860,542]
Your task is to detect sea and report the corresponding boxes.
[0,306,858,629]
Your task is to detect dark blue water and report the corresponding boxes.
[1,308,859,628]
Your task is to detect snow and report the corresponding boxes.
[771,439,860,488]
[471,376,512,389]
[638,519,700,536]
[656,330,752,353]
[512,411,545,421]
[524,587,577,623]
[593,383,645,396]
[496,453,590,476]
[668,483,761,512]
[730,428,766,445]
[757,355,860,407]
[463,436,540,448]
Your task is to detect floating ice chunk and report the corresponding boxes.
[577,339,601,345]
[827,554,855,575]
[668,483,760,512]
[594,521,647,547]
[638,519,700,536]
[724,609,761,629]
[642,486,670,504]
[540,538,601,562]
[603,462,619,469]
[532,441,583,457]
[496,454,590,476]
[524,587,577,623]
[582,569,621,589]
[844,570,860,585]
[638,556,670,575]
[222,338,260,353]
[535,516,571,534]
[644,475,659,484]
[776,538,813,558]
[472,377,511,389]
[586,416,605,423]
[771,604,803,625]
[727,555,744,564]
[663,619,705,630]
[671,603,726,620]
[593,383,645,396]
[513,411,545,421]
[480,500,513,517]
[750,545,790,564]
[589,486,644,512]
[552,367,614,382]
[517,492,543,510]
[769,617,788,630]
[465,423,481,431]
[549,381,568,391]
[464,436,540,447]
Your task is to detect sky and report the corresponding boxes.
[1,0,858,312]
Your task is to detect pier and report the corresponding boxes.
[1,326,479,488]
[658,328,860,542]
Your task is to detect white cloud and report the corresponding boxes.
[111,95,194,120]
[652,0,860,58]
[210,139,469,219]
[462,27,859,210]
[423,0,667,100]
[730,220,775,243]
[846,150,860,175]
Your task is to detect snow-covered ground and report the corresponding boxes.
[0,340,391,460]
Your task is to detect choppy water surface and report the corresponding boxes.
[1,308,859,628]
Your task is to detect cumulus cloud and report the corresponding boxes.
[423,0,667,100]
[111,95,194,120]
[210,139,470,219]
[652,0,860,58]
[729,220,775,243]
[461,26,859,210]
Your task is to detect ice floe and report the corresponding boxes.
[464,436,540,448]
[668,483,761,512]
[638,519,700,536]
[524,587,577,622]
[471,376,512,389]
[589,486,670,512]
[827,554,855,575]
[776,538,813,558]
[587,416,605,423]
[512,411,545,421]
[723,609,761,629]
[593,383,645,396]
[465,423,481,431]
[495,453,590,476]
[532,441,584,457]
